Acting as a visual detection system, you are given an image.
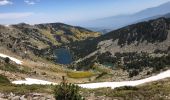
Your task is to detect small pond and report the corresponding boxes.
[54,48,73,64]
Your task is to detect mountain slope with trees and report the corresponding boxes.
[0,23,100,61]
[67,17,170,79]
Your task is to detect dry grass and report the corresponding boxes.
[67,71,95,78]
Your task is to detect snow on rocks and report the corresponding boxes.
[12,78,57,85]
[12,70,170,90]
[0,53,23,65]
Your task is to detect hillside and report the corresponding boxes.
[67,17,170,79]
[1,1,170,99]
[35,23,100,44]
[0,23,100,61]
[0,15,170,100]
[0,22,100,84]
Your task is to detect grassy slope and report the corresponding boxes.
[1,73,170,100]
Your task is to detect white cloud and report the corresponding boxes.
[24,0,40,5]
[0,12,34,19]
[24,0,35,5]
[0,0,12,6]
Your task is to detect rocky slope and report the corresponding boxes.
[0,22,100,84]
[0,23,100,61]
[67,17,170,78]
[35,23,100,44]
[69,18,170,58]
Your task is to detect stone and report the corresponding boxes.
[0,98,8,100]
[20,95,27,100]
[33,97,40,100]
[10,92,15,97]
[11,96,20,100]
[0,93,4,97]
[39,97,46,100]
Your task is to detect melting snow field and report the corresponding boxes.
[1,51,169,89]
[12,70,170,89]
[0,53,23,65]
[12,78,57,85]
[1,53,170,89]
[79,70,170,89]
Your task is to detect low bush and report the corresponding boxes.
[114,86,138,91]
[0,64,30,74]
[4,57,10,63]
[95,72,107,79]
[0,64,21,72]
[0,74,10,84]
[54,81,84,100]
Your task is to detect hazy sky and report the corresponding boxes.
[0,0,170,25]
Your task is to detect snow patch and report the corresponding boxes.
[0,53,23,65]
[79,70,170,89]
[5,24,10,27]
[12,70,170,89]
[12,78,57,85]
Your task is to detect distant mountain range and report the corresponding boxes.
[140,13,170,22]
[83,1,170,31]
[86,27,112,34]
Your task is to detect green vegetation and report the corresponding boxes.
[0,64,21,72]
[76,55,97,70]
[54,81,84,100]
[39,29,60,46]
[0,75,53,94]
[0,76,170,99]
[67,71,95,78]
[0,64,31,74]
[4,57,10,64]
[95,72,108,79]
[1,75,51,94]
[120,52,170,76]
[0,84,54,94]
[0,75,10,84]
[81,78,170,99]
[114,86,138,91]
[77,51,170,77]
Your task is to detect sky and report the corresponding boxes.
[0,0,170,25]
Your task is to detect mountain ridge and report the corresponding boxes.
[82,1,170,30]
[67,18,170,77]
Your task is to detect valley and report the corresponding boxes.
[0,17,170,99]
[0,1,170,99]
